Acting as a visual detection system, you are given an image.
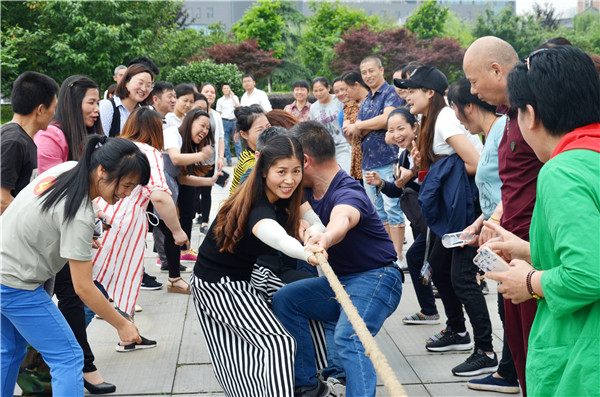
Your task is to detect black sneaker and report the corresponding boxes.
[140,273,162,290]
[115,335,157,352]
[452,348,498,376]
[294,378,331,397]
[426,329,473,352]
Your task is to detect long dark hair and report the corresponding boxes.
[416,90,447,171]
[41,136,150,222]
[235,105,266,149]
[215,135,304,253]
[120,107,164,150]
[52,75,103,160]
[178,109,214,176]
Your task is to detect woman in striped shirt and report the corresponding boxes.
[93,107,189,351]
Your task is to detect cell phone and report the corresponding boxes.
[215,171,230,188]
[473,247,510,273]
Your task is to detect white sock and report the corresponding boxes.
[457,331,467,337]
[486,352,495,359]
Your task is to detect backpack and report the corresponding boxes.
[107,97,121,137]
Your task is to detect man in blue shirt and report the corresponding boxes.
[273,121,403,397]
[343,56,407,268]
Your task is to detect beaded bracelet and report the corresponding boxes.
[526,269,541,300]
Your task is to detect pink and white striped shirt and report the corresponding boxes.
[92,142,170,315]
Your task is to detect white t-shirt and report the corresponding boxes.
[216,95,239,120]
[164,112,183,130]
[433,107,483,156]
[240,88,272,112]
[163,126,183,151]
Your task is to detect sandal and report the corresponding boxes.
[167,277,191,295]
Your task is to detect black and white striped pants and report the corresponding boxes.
[191,266,326,397]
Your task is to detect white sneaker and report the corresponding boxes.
[134,304,143,312]
[326,378,345,397]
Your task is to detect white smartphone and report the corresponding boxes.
[473,246,510,273]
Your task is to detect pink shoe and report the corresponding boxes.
[180,249,197,262]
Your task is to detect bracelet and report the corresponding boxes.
[526,270,541,300]
[490,216,501,222]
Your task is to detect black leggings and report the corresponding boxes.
[54,264,96,373]
[157,219,183,278]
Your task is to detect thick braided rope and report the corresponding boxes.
[315,253,407,397]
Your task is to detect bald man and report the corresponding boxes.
[463,36,542,396]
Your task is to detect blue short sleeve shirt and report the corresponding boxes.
[357,82,403,170]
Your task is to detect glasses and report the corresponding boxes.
[132,79,154,90]
[523,48,548,71]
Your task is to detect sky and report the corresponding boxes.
[516,0,579,16]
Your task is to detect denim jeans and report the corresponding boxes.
[428,235,493,352]
[273,267,402,397]
[405,233,438,316]
[363,163,405,225]
[1,284,84,397]
[222,119,241,162]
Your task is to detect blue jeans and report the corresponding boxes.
[363,163,405,225]
[273,267,402,397]
[1,284,84,397]
[222,119,241,162]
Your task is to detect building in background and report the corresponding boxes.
[183,0,516,31]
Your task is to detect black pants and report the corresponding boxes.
[54,263,96,373]
[196,167,214,224]
[178,185,197,240]
[497,291,519,382]
[157,218,183,278]
[428,235,493,352]
[405,232,438,316]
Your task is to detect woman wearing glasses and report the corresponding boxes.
[99,64,154,137]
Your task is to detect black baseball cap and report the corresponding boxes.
[394,66,448,95]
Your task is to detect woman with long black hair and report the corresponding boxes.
[1,136,148,397]
[191,135,323,397]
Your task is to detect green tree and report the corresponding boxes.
[299,0,380,79]
[558,11,600,54]
[472,6,546,57]
[231,0,286,58]
[443,11,475,47]
[1,0,181,95]
[405,0,449,40]
[166,59,243,101]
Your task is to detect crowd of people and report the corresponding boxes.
[1,35,598,397]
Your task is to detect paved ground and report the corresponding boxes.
[16,163,520,397]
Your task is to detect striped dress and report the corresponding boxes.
[92,142,171,315]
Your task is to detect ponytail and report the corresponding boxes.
[41,136,150,222]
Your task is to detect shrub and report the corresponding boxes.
[165,59,244,102]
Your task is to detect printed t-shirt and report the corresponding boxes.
[306,169,397,275]
[497,106,543,240]
[1,122,38,196]
[357,82,402,170]
[194,195,290,282]
[475,115,506,219]
[0,162,94,290]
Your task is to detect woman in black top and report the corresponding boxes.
[190,135,322,397]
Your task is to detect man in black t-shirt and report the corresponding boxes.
[1,71,58,213]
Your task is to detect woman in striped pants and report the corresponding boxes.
[191,135,324,397]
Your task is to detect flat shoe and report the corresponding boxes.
[83,378,116,394]
[167,277,191,295]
